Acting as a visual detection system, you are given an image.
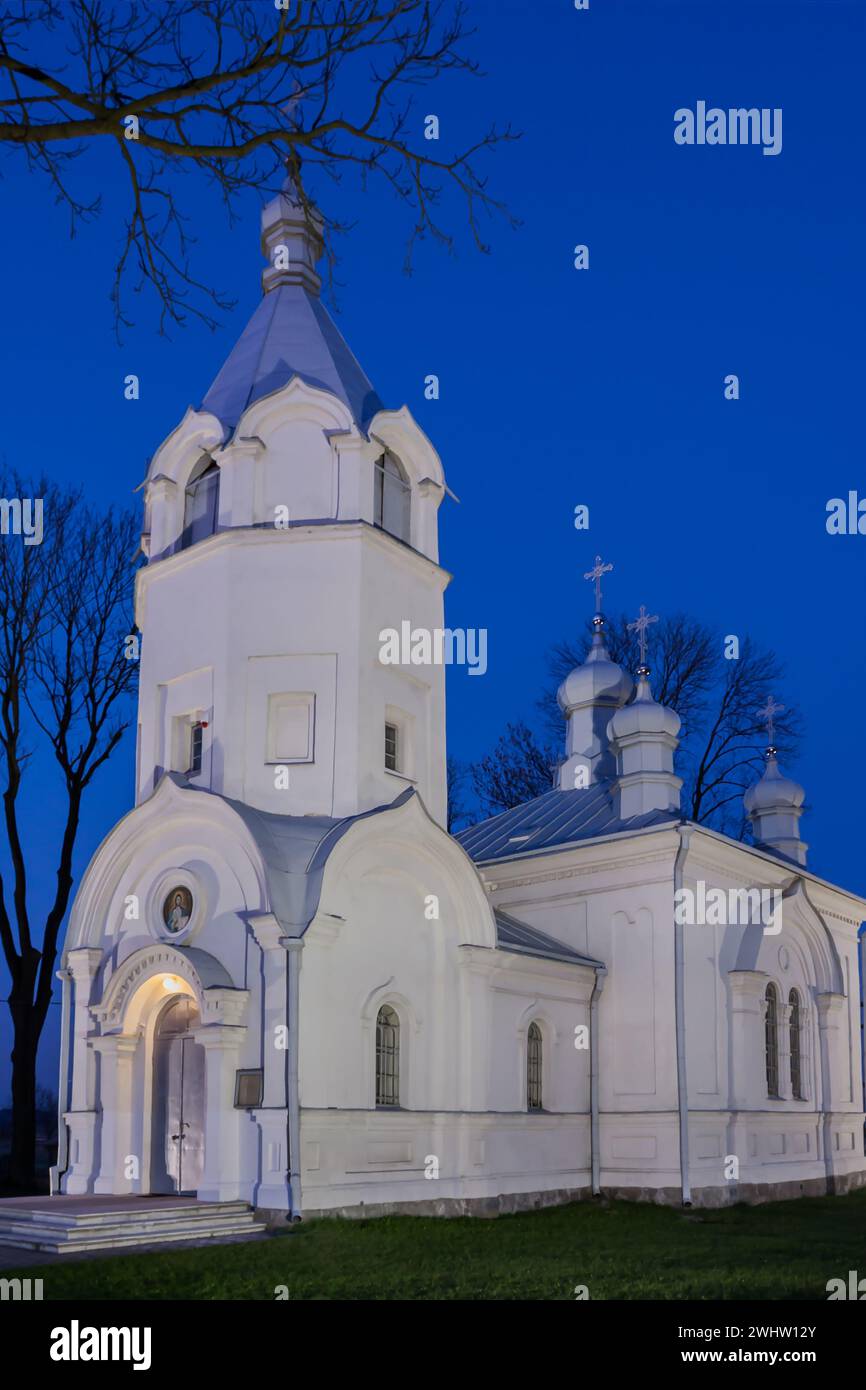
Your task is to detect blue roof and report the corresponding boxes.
[200,284,383,435]
[494,910,602,968]
[167,773,412,935]
[457,785,679,863]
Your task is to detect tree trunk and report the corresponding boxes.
[9,1007,39,1188]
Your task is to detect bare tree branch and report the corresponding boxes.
[0,0,519,334]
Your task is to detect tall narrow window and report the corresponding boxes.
[765,984,780,1098]
[182,458,220,548]
[789,988,803,1100]
[384,721,398,772]
[376,1005,400,1107]
[527,1021,543,1111]
[373,451,410,543]
[189,722,204,775]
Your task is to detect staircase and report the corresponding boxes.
[0,1195,268,1255]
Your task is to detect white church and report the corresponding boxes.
[50,177,866,1225]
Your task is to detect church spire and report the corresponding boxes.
[556,555,633,789]
[260,163,325,296]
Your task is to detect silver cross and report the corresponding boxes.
[583,554,613,612]
[757,695,785,745]
[627,604,659,666]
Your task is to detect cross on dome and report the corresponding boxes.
[628,604,659,668]
[584,554,613,613]
[757,695,784,746]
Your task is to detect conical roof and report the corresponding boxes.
[199,172,384,434]
[200,284,383,433]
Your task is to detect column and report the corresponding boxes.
[817,991,847,1187]
[62,947,104,1194]
[249,914,292,1210]
[92,1034,140,1194]
[196,1024,247,1202]
[777,999,791,1101]
[726,970,769,1183]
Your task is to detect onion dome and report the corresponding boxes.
[607,666,681,743]
[744,751,805,819]
[557,614,634,715]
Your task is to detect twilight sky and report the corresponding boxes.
[1,0,864,1095]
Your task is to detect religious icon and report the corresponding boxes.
[163,886,193,934]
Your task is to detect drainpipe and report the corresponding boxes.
[283,938,304,1218]
[674,824,692,1205]
[858,923,866,1153]
[589,964,607,1196]
[50,966,73,1194]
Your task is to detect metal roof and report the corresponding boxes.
[457,784,679,863]
[200,284,383,435]
[167,773,412,935]
[494,909,602,968]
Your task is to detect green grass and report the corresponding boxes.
[11,1188,866,1300]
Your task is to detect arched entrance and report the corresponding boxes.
[150,994,206,1194]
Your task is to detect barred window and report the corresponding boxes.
[384,721,398,772]
[376,1005,400,1107]
[765,984,780,1098]
[189,722,203,775]
[789,989,804,1100]
[527,1021,543,1111]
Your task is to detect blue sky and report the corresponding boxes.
[1,0,864,1096]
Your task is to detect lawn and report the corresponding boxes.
[13,1188,866,1300]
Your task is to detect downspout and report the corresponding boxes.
[50,966,73,1195]
[283,938,304,1218]
[858,922,866,1154]
[589,964,607,1195]
[674,824,692,1206]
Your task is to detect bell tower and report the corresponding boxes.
[134,176,449,826]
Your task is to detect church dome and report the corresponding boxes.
[607,670,680,742]
[557,617,633,713]
[744,752,805,817]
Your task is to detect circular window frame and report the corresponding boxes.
[148,867,205,945]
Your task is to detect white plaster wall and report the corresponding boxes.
[295,799,595,1209]
[136,525,448,823]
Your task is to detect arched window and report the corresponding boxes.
[182,457,220,548]
[527,1021,543,1111]
[765,984,780,1097]
[373,451,410,543]
[789,989,804,1100]
[375,1005,400,1107]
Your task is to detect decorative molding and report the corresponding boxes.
[483,849,673,893]
[92,944,244,1028]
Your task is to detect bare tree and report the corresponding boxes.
[472,616,801,836]
[470,720,557,819]
[0,476,138,1185]
[0,0,518,332]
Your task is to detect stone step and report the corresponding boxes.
[0,1202,269,1253]
[0,1214,263,1245]
[1,1201,252,1230]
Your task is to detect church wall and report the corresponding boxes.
[293,815,596,1212]
[136,524,447,822]
[478,834,682,1120]
[470,828,866,1204]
